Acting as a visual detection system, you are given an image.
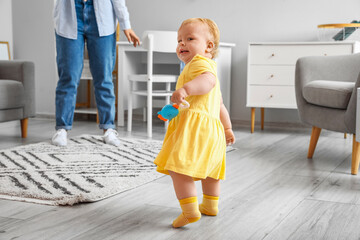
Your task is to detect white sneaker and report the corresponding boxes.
[103,129,121,146]
[52,129,67,146]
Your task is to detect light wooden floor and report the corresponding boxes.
[1,117,360,240]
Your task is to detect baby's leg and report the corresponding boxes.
[200,177,220,216]
[169,171,201,228]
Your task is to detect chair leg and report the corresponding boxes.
[20,118,28,138]
[307,126,322,158]
[351,134,360,175]
[147,83,152,138]
[127,82,133,132]
[143,107,147,122]
[127,99,132,132]
[147,99,152,138]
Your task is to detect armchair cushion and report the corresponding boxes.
[303,80,354,109]
[0,80,25,110]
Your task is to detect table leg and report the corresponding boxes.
[251,107,255,133]
[117,47,124,127]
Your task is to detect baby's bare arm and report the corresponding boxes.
[171,72,216,105]
[220,97,235,145]
[183,72,216,96]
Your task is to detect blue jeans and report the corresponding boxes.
[55,0,116,130]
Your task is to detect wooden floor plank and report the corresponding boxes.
[0,200,55,220]
[308,170,360,205]
[72,205,181,240]
[0,217,23,232]
[264,199,360,240]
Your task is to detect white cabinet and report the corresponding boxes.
[247,42,360,133]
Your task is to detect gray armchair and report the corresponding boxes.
[0,60,35,138]
[295,53,360,175]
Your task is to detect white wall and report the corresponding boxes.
[12,0,57,116]
[124,0,360,123]
[0,0,13,58]
[9,0,360,123]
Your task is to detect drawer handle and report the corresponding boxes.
[270,74,274,78]
[324,53,328,56]
[271,53,275,57]
[269,94,273,98]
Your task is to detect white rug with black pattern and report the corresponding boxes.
[0,135,164,206]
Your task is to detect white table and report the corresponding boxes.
[116,41,235,126]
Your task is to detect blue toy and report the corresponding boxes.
[157,100,190,122]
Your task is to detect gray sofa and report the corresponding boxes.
[295,53,360,175]
[0,60,35,138]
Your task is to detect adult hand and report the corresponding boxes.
[123,29,140,47]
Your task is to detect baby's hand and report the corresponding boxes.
[171,88,188,105]
[225,128,235,146]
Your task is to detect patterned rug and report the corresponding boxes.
[0,135,164,206]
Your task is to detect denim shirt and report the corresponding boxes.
[54,0,131,39]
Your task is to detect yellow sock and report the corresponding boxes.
[199,194,219,216]
[172,197,201,228]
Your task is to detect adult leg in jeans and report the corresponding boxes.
[83,0,119,146]
[83,0,116,130]
[86,33,116,130]
[55,34,84,130]
[53,0,85,146]
[55,0,86,130]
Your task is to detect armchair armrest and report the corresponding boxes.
[0,60,35,117]
[295,53,360,94]
[295,53,360,133]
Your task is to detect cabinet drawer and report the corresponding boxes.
[248,65,295,86]
[247,86,297,109]
[249,44,353,65]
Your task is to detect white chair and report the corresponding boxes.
[127,31,178,138]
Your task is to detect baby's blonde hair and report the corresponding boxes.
[179,18,220,59]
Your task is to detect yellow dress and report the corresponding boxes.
[154,54,226,180]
